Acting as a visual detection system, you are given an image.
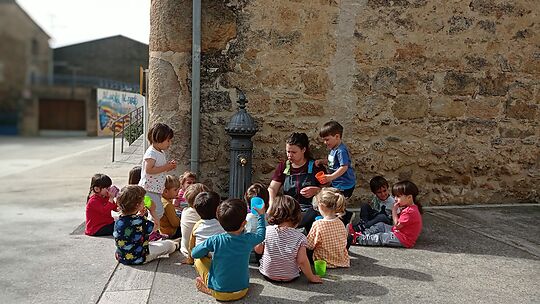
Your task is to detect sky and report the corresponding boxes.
[17,0,150,48]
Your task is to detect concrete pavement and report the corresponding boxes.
[0,136,538,304]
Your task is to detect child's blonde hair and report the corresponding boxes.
[183,183,209,207]
[314,187,346,214]
[180,171,197,186]
[164,175,181,190]
[267,195,302,226]
[117,185,146,215]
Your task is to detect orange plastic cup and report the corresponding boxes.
[315,171,326,184]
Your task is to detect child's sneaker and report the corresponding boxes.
[346,223,363,244]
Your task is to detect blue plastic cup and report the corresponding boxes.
[250,197,264,214]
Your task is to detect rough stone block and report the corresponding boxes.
[448,16,474,35]
[301,70,329,97]
[443,71,477,96]
[430,97,466,118]
[478,74,509,96]
[201,91,232,113]
[148,57,182,113]
[392,95,428,120]
[372,67,397,95]
[150,0,236,52]
[295,101,324,117]
[506,101,537,120]
[394,43,425,62]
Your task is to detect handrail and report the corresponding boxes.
[112,105,144,162]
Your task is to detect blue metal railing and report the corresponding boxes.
[32,74,140,92]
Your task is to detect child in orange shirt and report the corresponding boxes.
[306,187,349,268]
[160,175,181,239]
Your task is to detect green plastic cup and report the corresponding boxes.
[314,259,327,277]
[144,195,152,208]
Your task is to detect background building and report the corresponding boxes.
[0,0,51,134]
[53,35,148,89]
[0,0,148,136]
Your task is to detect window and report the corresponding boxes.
[31,38,39,55]
[0,62,4,82]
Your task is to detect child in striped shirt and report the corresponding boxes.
[307,187,350,268]
[255,195,322,283]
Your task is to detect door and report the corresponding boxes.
[39,99,86,130]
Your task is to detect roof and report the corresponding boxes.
[1,0,51,38]
[54,35,148,50]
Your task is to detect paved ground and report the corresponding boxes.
[0,136,538,304]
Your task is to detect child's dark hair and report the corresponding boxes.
[244,183,270,211]
[392,180,423,214]
[319,121,343,138]
[184,183,210,207]
[314,187,346,214]
[370,176,389,193]
[267,195,302,226]
[117,185,146,215]
[217,198,247,232]
[286,132,313,159]
[147,122,174,144]
[164,175,181,190]
[194,191,221,220]
[87,173,113,202]
[128,166,141,185]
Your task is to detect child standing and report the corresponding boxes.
[187,191,225,264]
[114,185,178,265]
[255,195,322,283]
[316,121,356,224]
[307,188,350,268]
[354,176,395,231]
[160,175,182,239]
[179,183,209,263]
[85,173,118,236]
[174,171,197,214]
[192,199,265,301]
[138,123,177,234]
[349,180,423,248]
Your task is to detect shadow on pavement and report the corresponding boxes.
[415,210,539,260]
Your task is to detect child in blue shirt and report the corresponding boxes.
[192,198,266,301]
[316,121,356,224]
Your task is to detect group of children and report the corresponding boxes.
[84,121,424,301]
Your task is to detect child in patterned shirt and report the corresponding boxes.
[307,187,350,268]
[138,123,177,236]
[114,185,178,265]
[255,195,322,283]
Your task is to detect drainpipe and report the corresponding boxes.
[190,0,201,175]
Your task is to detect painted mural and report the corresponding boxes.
[96,88,144,136]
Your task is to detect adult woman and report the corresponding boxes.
[268,132,325,233]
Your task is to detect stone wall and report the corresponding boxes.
[149,0,539,205]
